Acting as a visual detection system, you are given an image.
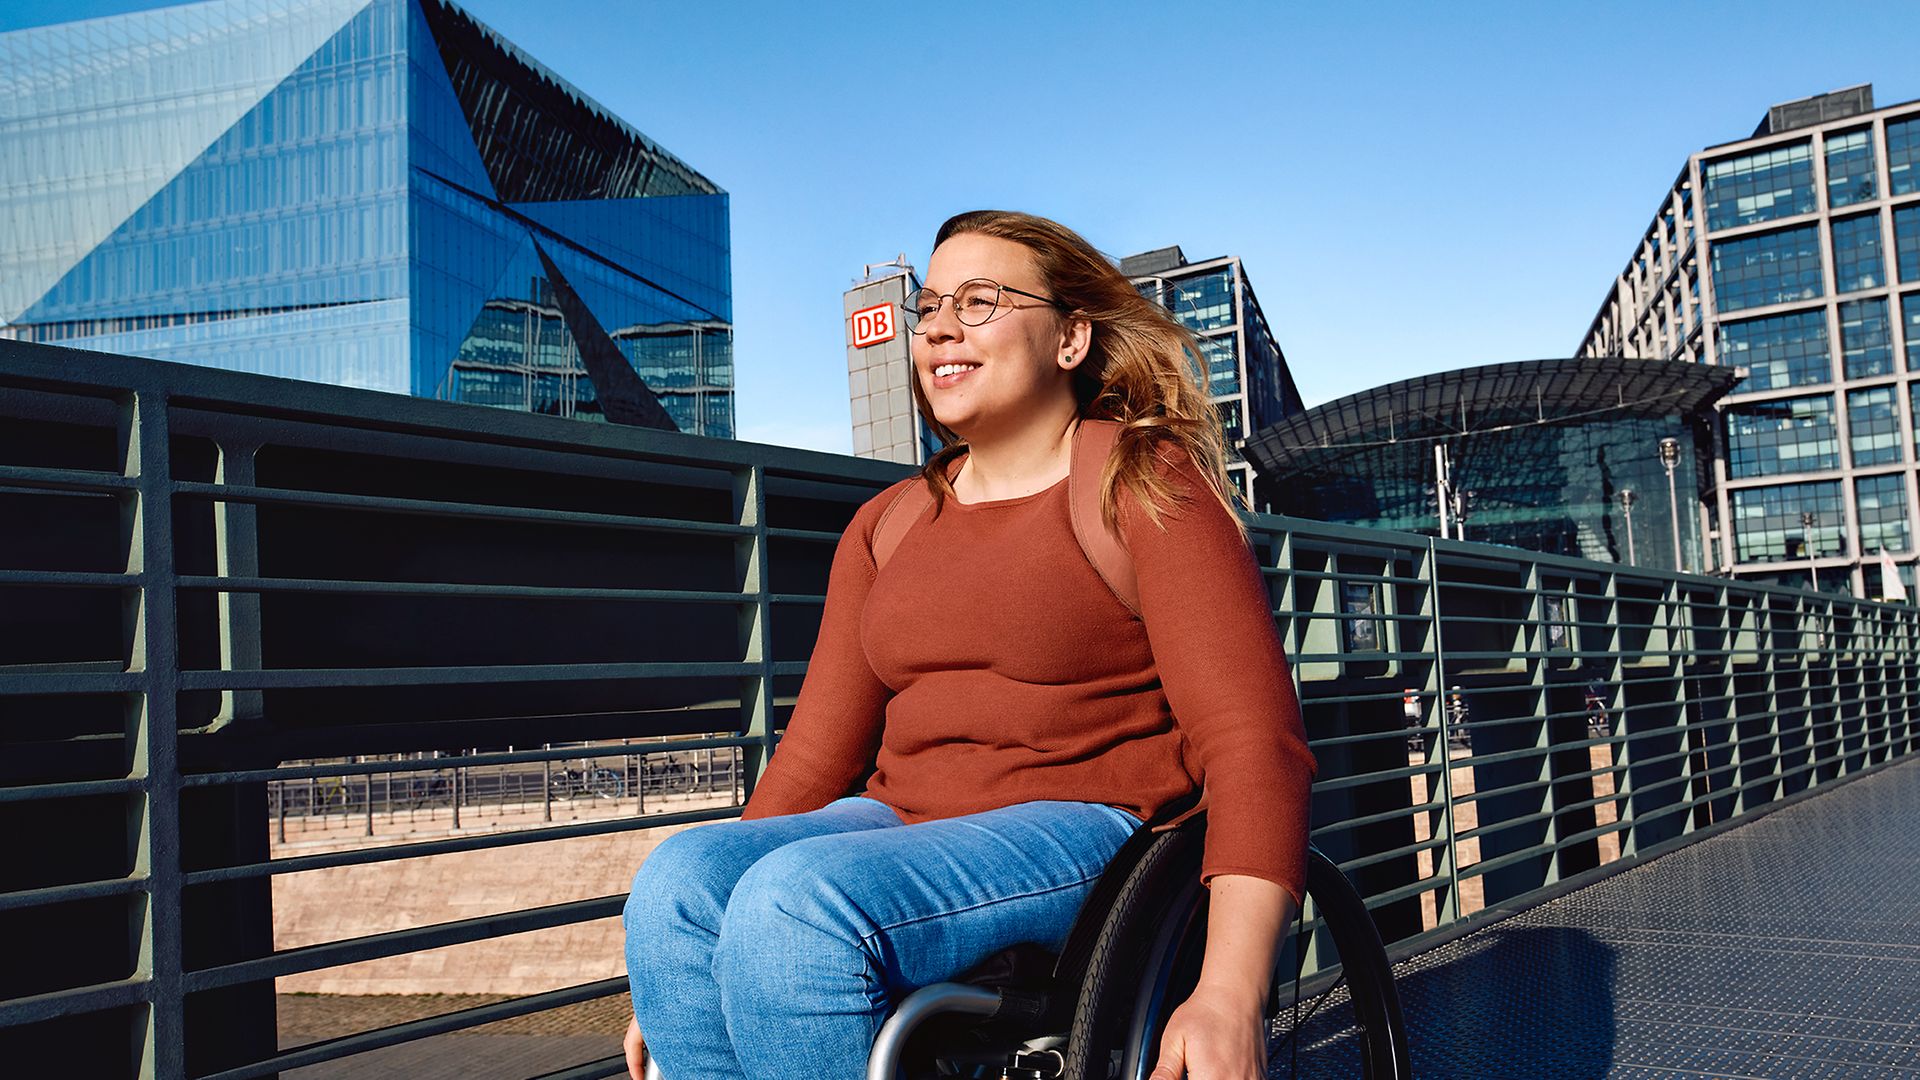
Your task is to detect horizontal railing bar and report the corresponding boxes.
[184,736,755,786]
[529,1055,629,1080]
[184,802,742,884]
[1309,799,1449,837]
[0,977,149,1030]
[171,481,757,538]
[0,670,138,695]
[0,569,139,588]
[185,894,625,991]
[0,873,150,914]
[0,464,138,493]
[195,977,629,1080]
[175,575,797,606]
[175,660,806,691]
[0,776,142,803]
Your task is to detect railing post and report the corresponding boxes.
[1424,538,1464,927]
[733,464,777,795]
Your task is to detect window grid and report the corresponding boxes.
[1703,140,1816,230]
[1905,293,1920,372]
[1888,114,1920,197]
[1724,394,1838,478]
[1896,204,1920,284]
[1839,297,1896,379]
[1856,473,1911,554]
[1710,225,1825,313]
[1830,212,1885,293]
[1732,480,1846,563]
[1167,268,1235,332]
[1717,308,1831,390]
[1824,127,1878,208]
[1846,385,1903,467]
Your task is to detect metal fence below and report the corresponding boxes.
[2,340,1916,1079]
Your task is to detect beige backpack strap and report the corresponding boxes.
[871,477,934,573]
[1070,419,1140,617]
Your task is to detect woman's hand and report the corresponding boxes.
[1147,982,1266,1079]
[1148,873,1297,1080]
[624,1014,647,1080]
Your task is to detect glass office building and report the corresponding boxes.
[1124,247,1305,508]
[1577,85,1920,596]
[0,0,733,435]
[1243,358,1737,574]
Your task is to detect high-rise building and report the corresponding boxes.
[844,257,939,465]
[1576,84,1920,597]
[0,0,734,436]
[1125,247,1304,508]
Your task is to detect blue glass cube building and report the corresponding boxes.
[0,0,733,435]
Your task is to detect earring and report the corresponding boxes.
[1062,354,1074,364]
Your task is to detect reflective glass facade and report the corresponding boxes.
[1732,481,1846,563]
[1710,225,1824,313]
[1271,404,1708,573]
[1824,127,1877,208]
[1889,115,1920,197]
[1724,394,1838,478]
[1129,251,1303,509]
[1717,308,1830,390]
[0,0,733,435]
[1831,213,1885,293]
[1906,293,1920,371]
[1703,140,1815,230]
[1897,204,1920,284]
[1839,298,1895,379]
[1580,89,1920,595]
[1847,385,1903,467]
[1856,474,1911,554]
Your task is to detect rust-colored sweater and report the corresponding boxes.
[742,452,1316,899]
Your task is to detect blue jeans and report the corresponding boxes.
[623,796,1138,1080]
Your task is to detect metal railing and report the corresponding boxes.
[2,339,1915,1079]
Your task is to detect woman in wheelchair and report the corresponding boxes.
[622,210,1317,1080]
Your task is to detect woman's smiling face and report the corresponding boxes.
[910,232,1082,441]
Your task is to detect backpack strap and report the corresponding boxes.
[871,475,934,572]
[869,420,1141,618]
[1068,419,1140,617]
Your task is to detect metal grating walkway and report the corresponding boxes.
[1383,758,1920,1079]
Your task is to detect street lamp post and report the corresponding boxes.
[1658,436,1684,573]
[1801,510,1820,593]
[1617,488,1638,566]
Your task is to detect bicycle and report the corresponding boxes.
[550,759,626,800]
[405,770,453,809]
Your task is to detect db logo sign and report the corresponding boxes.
[850,303,896,348]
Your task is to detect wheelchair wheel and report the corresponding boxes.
[1060,832,1410,1080]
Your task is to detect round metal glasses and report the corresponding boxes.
[902,278,1069,334]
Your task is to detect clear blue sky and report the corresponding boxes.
[5,0,1916,452]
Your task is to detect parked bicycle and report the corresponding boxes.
[550,759,626,800]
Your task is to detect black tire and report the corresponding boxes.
[1061,838,1410,1080]
[549,770,577,802]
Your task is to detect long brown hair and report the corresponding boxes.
[910,209,1242,536]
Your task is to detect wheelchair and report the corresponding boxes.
[861,814,1413,1080]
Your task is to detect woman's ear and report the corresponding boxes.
[1059,318,1093,370]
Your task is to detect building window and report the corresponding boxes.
[1889,114,1920,197]
[1896,204,1920,283]
[1825,127,1878,208]
[1905,293,1920,372]
[1703,140,1816,230]
[1724,394,1838,478]
[1716,308,1830,390]
[1167,268,1235,332]
[1830,213,1885,293]
[1709,225,1824,313]
[1856,474,1911,554]
[1341,581,1384,653]
[1217,399,1244,446]
[1199,332,1240,395]
[1839,297,1895,379]
[1847,385,1903,467]
[1732,480,1845,563]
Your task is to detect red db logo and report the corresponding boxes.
[850,303,896,348]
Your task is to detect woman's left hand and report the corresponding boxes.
[1146,982,1266,1080]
